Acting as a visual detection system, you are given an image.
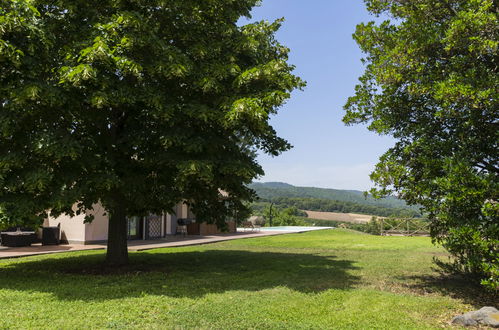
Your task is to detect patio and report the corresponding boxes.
[0,229,295,260]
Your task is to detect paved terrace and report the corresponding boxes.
[0,230,291,260]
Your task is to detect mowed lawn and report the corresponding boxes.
[0,229,489,329]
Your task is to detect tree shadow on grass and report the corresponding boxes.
[0,249,360,301]
[398,274,497,307]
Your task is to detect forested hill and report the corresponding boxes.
[249,182,421,217]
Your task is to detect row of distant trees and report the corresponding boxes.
[249,204,306,226]
[253,197,421,218]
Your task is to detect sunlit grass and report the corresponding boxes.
[0,229,486,329]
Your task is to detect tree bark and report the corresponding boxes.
[106,200,129,266]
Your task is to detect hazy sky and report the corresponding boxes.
[245,0,394,191]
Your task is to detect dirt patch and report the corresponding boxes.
[304,210,374,223]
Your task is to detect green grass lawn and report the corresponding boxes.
[0,229,493,329]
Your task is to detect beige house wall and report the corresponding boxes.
[47,201,231,243]
[47,207,87,244]
[166,213,174,234]
[84,204,109,243]
[181,203,188,218]
[47,203,108,244]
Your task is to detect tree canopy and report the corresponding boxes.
[344,0,498,289]
[0,0,304,264]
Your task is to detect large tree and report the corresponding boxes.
[344,0,498,289]
[0,0,304,265]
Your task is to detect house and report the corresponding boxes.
[45,201,236,245]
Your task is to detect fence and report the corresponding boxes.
[379,218,430,236]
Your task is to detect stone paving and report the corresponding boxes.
[0,243,106,259]
[0,230,289,260]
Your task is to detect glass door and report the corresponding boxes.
[127,216,142,240]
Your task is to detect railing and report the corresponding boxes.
[379,218,430,236]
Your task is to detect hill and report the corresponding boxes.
[249,182,413,209]
[249,182,421,217]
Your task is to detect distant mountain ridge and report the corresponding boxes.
[249,182,417,211]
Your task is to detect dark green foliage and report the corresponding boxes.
[249,182,420,211]
[249,201,270,215]
[251,201,305,217]
[365,217,381,235]
[257,197,420,218]
[269,207,307,226]
[0,208,9,231]
[253,204,306,226]
[344,0,498,289]
[0,1,304,264]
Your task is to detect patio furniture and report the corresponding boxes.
[242,221,260,232]
[42,223,61,245]
[0,228,37,247]
[176,218,192,236]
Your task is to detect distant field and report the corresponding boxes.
[304,210,374,223]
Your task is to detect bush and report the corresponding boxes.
[429,171,499,291]
[0,209,7,231]
[432,199,498,291]
[271,207,307,226]
[365,217,381,235]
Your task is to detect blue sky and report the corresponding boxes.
[245,0,394,191]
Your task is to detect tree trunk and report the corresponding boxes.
[106,202,129,266]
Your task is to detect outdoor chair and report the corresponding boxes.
[42,223,61,245]
[242,221,260,232]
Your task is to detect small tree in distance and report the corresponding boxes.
[344,0,498,289]
[0,1,304,265]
